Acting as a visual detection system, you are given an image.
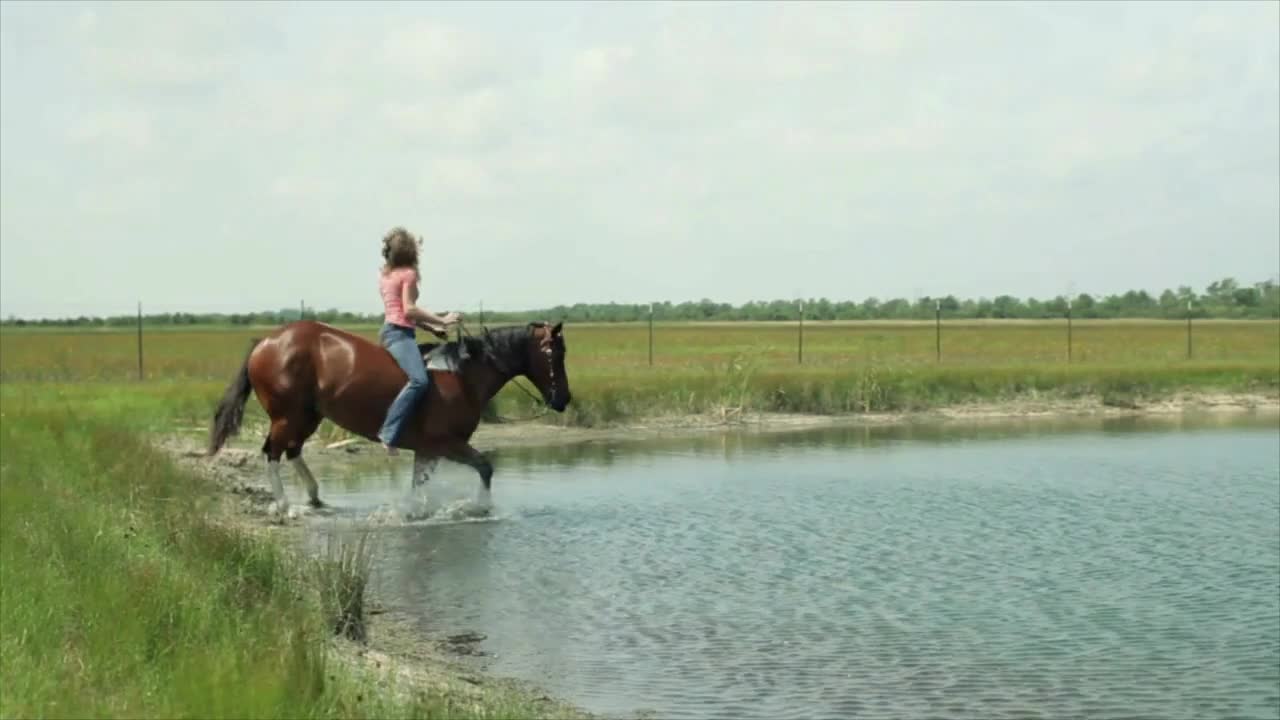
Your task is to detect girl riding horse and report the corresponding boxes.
[377,227,462,455]
[205,228,572,518]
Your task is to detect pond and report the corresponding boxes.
[305,413,1280,720]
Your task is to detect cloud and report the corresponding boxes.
[377,19,509,92]
[66,107,152,149]
[70,2,279,92]
[0,1,1276,318]
[379,87,508,148]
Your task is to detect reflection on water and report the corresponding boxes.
[305,412,1280,720]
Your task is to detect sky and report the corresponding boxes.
[1,1,1277,319]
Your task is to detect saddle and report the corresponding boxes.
[416,341,464,369]
[414,327,470,402]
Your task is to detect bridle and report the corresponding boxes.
[454,319,562,415]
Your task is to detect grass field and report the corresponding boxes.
[2,319,1276,718]
[3,319,1277,380]
[2,319,1277,427]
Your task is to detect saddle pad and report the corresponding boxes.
[423,344,464,374]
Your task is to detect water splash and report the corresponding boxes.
[361,490,500,527]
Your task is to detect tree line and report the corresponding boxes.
[4,277,1277,328]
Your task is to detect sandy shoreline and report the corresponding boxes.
[157,389,1278,719]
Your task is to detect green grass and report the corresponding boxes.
[3,319,1277,382]
[2,320,1277,431]
[0,388,580,719]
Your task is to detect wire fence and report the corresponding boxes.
[3,298,1275,384]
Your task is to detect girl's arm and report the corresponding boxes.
[401,278,460,328]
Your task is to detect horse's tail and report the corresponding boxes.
[208,338,261,456]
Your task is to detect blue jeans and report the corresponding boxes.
[377,323,430,446]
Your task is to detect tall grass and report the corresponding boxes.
[314,531,376,643]
[0,390,578,719]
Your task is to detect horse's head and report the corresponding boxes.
[525,321,571,412]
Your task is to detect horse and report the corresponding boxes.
[206,319,570,515]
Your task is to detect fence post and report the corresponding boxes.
[798,300,805,365]
[1186,300,1193,360]
[935,300,941,362]
[648,303,654,367]
[136,301,143,381]
[479,300,485,326]
[1067,299,1073,363]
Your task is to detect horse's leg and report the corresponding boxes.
[412,452,437,490]
[288,455,322,508]
[408,451,438,517]
[263,418,291,515]
[286,412,325,508]
[261,408,314,516]
[445,442,493,508]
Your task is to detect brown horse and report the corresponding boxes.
[207,319,570,515]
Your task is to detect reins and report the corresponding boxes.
[453,320,554,422]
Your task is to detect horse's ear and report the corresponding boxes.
[552,321,563,336]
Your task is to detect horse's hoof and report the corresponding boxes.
[267,501,292,523]
[308,498,326,509]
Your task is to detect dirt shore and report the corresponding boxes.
[157,389,1278,719]
[463,389,1280,449]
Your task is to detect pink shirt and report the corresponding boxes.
[379,267,418,328]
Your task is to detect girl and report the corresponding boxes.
[376,227,461,454]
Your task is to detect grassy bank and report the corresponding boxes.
[0,388,578,719]
[535,360,1280,427]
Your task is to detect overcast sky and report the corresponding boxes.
[1,1,1277,318]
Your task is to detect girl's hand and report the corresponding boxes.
[443,311,462,325]
[419,321,447,339]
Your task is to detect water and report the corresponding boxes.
[307,414,1280,720]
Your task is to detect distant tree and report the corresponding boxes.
[991,295,1021,319]
[881,298,911,319]
[1073,293,1098,318]
[10,276,1280,327]
[1233,287,1261,308]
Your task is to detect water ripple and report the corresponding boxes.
[329,424,1280,720]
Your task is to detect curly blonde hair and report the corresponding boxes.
[381,226,420,273]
